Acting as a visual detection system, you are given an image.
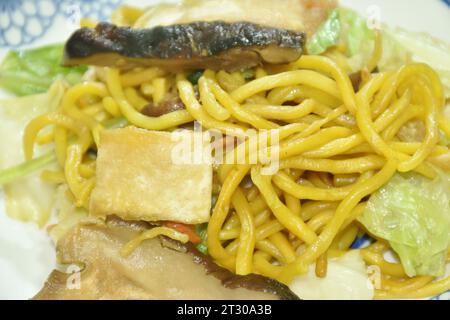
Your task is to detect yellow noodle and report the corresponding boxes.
[242,100,315,121]
[381,105,424,140]
[251,166,317,244]
[360,249,407,278]
[208,165,250,263]
[107,69,194,131]
[268,232,296,263]
[283,160,398,281]
[301,201,339,221]
[232,188,256,275]
[151,77,168,105]
[379,275,433,292]
[375,276,450,299]
[124,87,149,111]
[279,126,354,159]
[20,45,450,299]
[208,79,279,129]
[334,224,359,250]
[367,30,382,73]
[23,112,91,161]
[291,55,357,114]
[198,77,231,121]
[102,96,121,116]
[40,170,66,184]
[372,64,444,118]
[304,88,411,158]
[36,129,54,145]
[284,192,301,217]
[267,85,341,107]
[120,67,165,87]
[273,170,371,201]
[254,240,288,264]
[315,252,328,278]
[231,70,341,104]
[121,227,189,257]
[54,127,68,166]
[177,79,247,136]
[280,155,386,174]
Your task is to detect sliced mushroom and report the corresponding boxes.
[34,218,299,300]
[63,21,305,71]
[141,97,185,117]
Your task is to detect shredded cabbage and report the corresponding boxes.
[0,44,87,96]
[359,172,450,277]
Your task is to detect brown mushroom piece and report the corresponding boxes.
[62,21,305,71]
[34,219,299,300]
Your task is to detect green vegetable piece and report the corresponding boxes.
[359,172,450,277]
[187,70,204,85]
[195,223,209,255]
[0,151,56,186]
[306,8,374,57]
[0,44,87,96]
[307,9,341,55]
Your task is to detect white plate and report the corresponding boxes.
[0,0,449,300]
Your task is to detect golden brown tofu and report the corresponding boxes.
[90,127,212,223]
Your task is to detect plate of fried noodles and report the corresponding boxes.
[0,0,449,300]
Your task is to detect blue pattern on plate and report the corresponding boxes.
[351,234,373,249]
[61,0,123,21]
[0,0,123,48]
[0,0,60,47]
[443,0,450,7]
[430,290,450,300]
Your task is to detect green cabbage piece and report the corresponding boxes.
[306,8,374,56]
[306,9,341,55]
[0,151,56,186]
[307,7,450,99]
[338,8,375,57]
[0,44,87,96]
[0,81,65,227]
[359,172,450,277]
[379,28,450,99]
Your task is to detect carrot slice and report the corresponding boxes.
[164,222,202,244]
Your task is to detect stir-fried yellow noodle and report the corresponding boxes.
[23,48,450,298]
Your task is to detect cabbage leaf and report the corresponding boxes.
[0,44,87,96]
[48,185,90,244]
[306,8,374,56]
[379,28,450,99]
[307,8,450,99]
[289,251,374,300]
[359,172,450,277]
[306,9,341,56]
[0,81,65,227]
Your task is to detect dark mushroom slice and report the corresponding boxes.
[141,96,185,117]
[34,219,299,300]
[63,21,306,72]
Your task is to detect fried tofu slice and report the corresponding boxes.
[89,127,212,223]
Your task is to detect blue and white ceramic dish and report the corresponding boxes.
[0,0,449,300]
